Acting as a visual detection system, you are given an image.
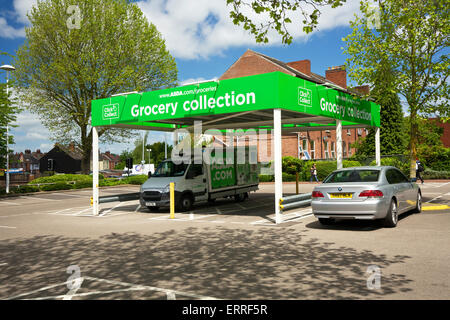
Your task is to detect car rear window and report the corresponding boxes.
[323,170,380,183]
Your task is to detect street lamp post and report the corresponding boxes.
[1,64,15,194]
[146,148,151,164]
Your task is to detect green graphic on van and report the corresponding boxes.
[102,103,120,120]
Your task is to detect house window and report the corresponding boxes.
[310,140,315,159]
[324,141,329,159]
[331,142,336,159]
[347,129,351,136]
[343,141,347,158]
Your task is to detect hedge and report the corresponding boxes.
[30,174,104,184]
[369,157,409,176]
[39,182,73,191]
[423,169,450,180]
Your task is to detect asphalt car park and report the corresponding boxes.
[0,182,449,300]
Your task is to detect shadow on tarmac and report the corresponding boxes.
[0,226,413,299]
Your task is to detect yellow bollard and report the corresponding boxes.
[170,182,175,219]
[90,197,93,206]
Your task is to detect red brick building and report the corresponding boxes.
[429,118,450,148]
[218,49,369,161]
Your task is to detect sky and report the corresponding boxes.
[0,0,372,155]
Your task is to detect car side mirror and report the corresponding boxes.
[410,177,417,182]
[148,171,152,178]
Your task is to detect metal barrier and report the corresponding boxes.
[279,193,312,211]
[96,192,140,204]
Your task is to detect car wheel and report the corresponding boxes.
[147,206,159,212]
[383,199,398,228]
[318,218,335,225]
[413,192,422,213]
[178,194,193,212]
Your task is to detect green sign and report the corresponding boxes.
[91,71,380,128]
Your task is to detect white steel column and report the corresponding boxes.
[336,120,343,169]
[274,108,282,224]
[375,127,381,166]
[92,126,99,216]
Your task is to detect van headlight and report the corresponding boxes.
[163,183,174,193]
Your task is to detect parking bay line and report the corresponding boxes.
[0,225,17,229]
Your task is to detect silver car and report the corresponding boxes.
[311,166,422,227]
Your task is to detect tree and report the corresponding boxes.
[14,0,178,173]
[352,61,407,158]
[226,0,346,44]
[0,52,20,169]
[131,132,172,168]
[343,0,449,177]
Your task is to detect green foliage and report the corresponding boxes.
[258,174,274,182]
[423,169,450,180]
[343,0,449,177]
[30,174,92,184]
[0,52,20,168]
[132,133,172,168]
[282,156,303,175]
[39,182,73,191]
[417,145,450,172]
[14,185,40,193]
[369,157,410,176]
[226,0,346,44]
[353,63,407,158]
[14,0,178,173]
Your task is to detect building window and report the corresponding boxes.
[331,142,336,159]
[347,129,351,136]
[343,141,347,158]
[324,141,329,159]
[348,143,352,157]
[310,140,315,159]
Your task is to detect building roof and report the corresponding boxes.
[243,49,368,97]
[53,143,84,160]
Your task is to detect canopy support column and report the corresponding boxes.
[274,108,282,224]
[375,127,381,166]
[92,126,99,216]
[336,120,343,169]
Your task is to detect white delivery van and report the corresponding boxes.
[139,147,259,211]
[122,163,154,177]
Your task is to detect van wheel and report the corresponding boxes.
[318,218,335,225]
[234,193,245,202]
[383,199,398,228]
[178,194,193,212]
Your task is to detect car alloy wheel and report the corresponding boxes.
[384,199,398,227]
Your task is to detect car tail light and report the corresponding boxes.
[312,191,324,198]
[359,190,383,197]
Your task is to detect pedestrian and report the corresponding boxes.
[416,158,424,184]
[310,163,319,183]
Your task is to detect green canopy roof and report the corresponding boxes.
[91,71,380,131]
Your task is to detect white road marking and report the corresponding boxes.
[0,201,21,206]
[427,195,443,203]
[134,204,141,212]
[99,202,124,216]
[215,207,222,215]
[0,225,16,229]
[0,213,34,218]
[19,196,61,202]
[0,263,8,266]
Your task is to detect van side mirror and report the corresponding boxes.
[148,171,152,178]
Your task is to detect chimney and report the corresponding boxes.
[354,85,370,96]
[25,149,31,154]
[325,65,347,89]
[36,149,41,154]
[287,59,311,76]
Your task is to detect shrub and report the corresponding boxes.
[282,172,296,182]
[30,174,91,184]
[258,174,274,182]
[14,185,40,193]
[123,175,148,185]
[422,169,450,180]
[369,157,409,176]
[39,182,73,191]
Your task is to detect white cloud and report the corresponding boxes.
[0,17,25,38]
[13,0,35,24]
[137,0,361,60]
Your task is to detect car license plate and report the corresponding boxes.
[146,202,157,206]
[329,193,353,199]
